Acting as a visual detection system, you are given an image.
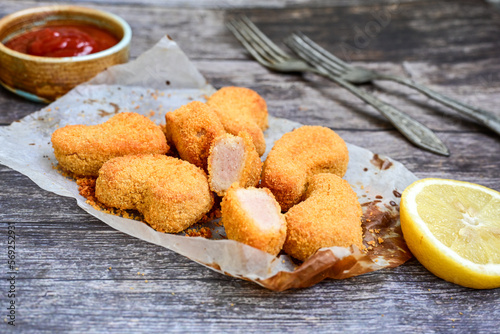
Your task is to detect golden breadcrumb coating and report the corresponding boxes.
[95,154,213,233]
[221,185,286,256]
[51,112,168,177]
[261,126,349,212]
[160,123,179,157]
[165,101,226,171]
[208,131,263,196]
[206,86,268,156]
[284,173,364,261]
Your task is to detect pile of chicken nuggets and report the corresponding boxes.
[51,86,364,261]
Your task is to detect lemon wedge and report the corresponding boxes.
[400,178,500,289]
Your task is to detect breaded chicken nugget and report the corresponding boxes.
[284,173,364,261]
[221,185,286,256]
[165,101,226,170]
[51,112,168,177]
[160,123,179,157]
[208,131,263,197]
[261,126,349,212]
[95,154,213,233]
[207,86,268,156]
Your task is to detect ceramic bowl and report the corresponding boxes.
[0,5,131,102]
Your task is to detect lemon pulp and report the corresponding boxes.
[415,183,500,265]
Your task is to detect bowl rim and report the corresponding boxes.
[0,5,132,63]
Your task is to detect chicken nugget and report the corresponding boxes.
[95,154,213,233]
[208,131,263,197]
[261,126,349,212]
[207,86,268,156]
[51,112,168,177]
[221,185,286,256]
[165,101,226,170]
[284,173,364,261]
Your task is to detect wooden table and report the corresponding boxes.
[1,0,499,332]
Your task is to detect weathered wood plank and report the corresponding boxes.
[0,221,498,333]
[1,0,498,62]
[111,1,500,63]
[1,59,500,133]
[0,0,438,10]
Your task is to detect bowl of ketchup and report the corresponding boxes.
[0,6,131,102]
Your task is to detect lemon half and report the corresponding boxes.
[400,178,500,289]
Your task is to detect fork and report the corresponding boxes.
[226,16,449,156]
[290,32,500,137]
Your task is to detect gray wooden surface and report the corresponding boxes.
[1,0,499,333]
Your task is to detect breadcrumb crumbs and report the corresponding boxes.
[76,175,144,222]
[185,227,212,239]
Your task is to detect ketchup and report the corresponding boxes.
[4,24,119,57]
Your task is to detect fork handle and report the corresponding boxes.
[381,75,500,136]
[323,73,449,156]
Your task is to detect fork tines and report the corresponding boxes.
[285,33,341,76]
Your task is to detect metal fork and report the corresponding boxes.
[226,16,449,156]
[291,32,500,137]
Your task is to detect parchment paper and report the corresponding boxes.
[0,36,418,291]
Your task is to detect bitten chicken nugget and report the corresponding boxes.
[284,173,364,261]
[208,131,262,196]
[51,112,168,177]
[261,126,349,212]
[221,185,286,256]
[207,86,268,156]
[95,154,213,233]
[165,101,226,171]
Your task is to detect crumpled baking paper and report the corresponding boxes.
[0,36,418,291]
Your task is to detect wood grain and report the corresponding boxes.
[1,218,499,333]
[1,0,499,333]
